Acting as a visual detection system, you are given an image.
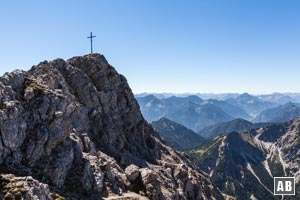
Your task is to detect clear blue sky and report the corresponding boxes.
[0,0,299,94]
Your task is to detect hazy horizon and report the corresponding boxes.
[134,91,300,96]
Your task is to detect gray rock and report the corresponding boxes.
[0,174,52,200]
[0,54,223,200]
[125,164,140,182]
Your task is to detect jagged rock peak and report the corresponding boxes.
[0,54,223,199]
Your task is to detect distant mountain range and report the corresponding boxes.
[162,95,204,110]
[135,92,241,100]
[187,119,300,199]
[257,93,296,105]
[152,117,205,151]
[136,94,204,121]
[136,94,166,121]
[136,92,300,102]
[136,92,300,199]
[137,93,300,132]
[225,93,277,116]
[165,102,234,132]
[203,99,251,120]
[198,118,271,139]
[137,95,248,131]
[253,102,300,123]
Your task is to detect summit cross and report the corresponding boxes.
[87,32,96,54]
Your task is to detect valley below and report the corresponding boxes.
[138,92,300,200]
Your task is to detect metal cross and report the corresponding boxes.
[87,32,96,54]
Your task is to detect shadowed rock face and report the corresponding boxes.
[0,54,223,200]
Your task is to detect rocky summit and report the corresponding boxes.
[0,54,223,200]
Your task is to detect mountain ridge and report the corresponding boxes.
[152,117,205,151]
[198,118,271,138]
[0,54,223,200]
[225,93,276,116]
[166,102,234,132]
[188,119,300,199]
[253,102,300,123]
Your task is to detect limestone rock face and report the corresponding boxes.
[125,164,140,182]
[0,174,52,200]
[0,54,223,199]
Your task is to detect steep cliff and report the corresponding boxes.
[0,54,223,199]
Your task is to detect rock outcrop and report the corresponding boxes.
[0,54,223,199]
